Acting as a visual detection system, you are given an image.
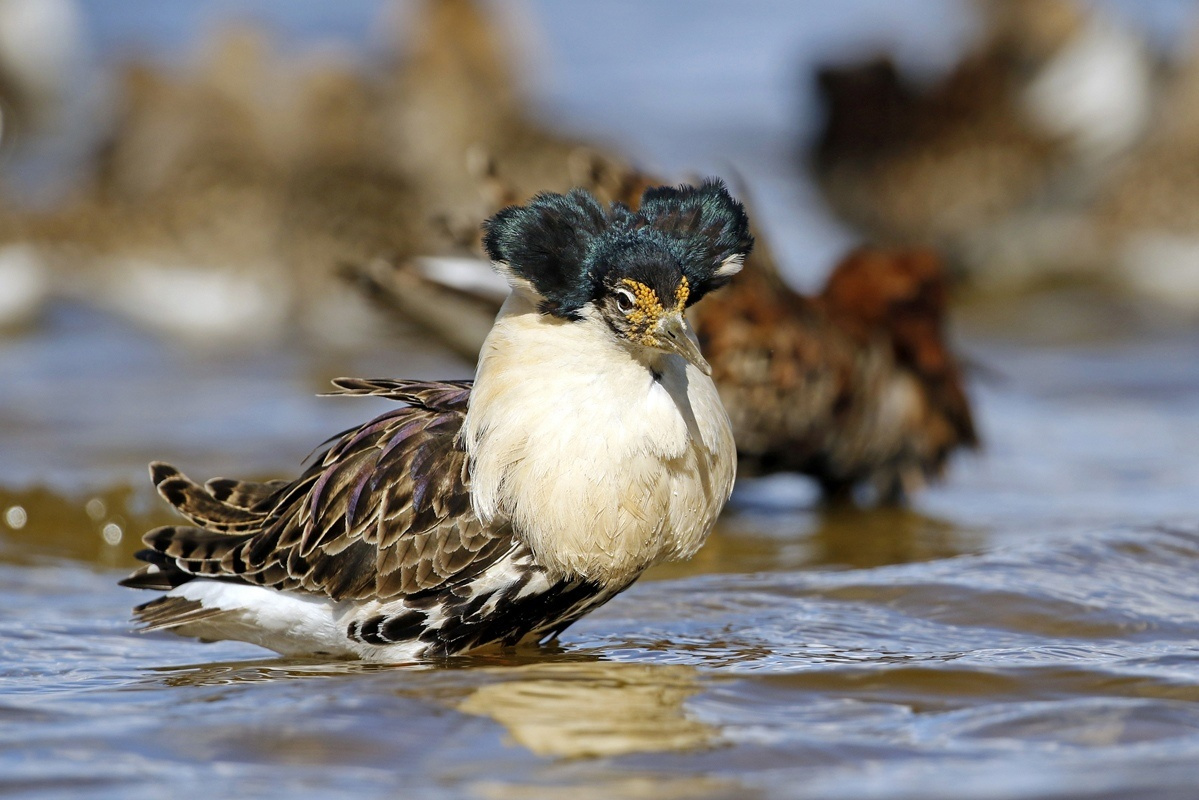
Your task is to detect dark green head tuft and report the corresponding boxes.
[481,179,753,319]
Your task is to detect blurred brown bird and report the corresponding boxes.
[7,28,429,342]
[381,0,655,250]
[811,0,1152,267]
[16,29,295,340]
[695,243,977,500]
[1088,36,1199,312]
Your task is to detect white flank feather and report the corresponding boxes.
[169,581,353,658]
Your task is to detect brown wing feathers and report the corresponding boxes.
[122,379,515,605]
[322,377,472,410]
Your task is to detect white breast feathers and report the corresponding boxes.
[462,290,736,587]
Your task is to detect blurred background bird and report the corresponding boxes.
[380,0,654,240]
[694,243,976,502]
[0,0,82,329]
[809,0,1156,294]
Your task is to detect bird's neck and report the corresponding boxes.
[462,289,735,587]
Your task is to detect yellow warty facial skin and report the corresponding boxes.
[619,276,688,346]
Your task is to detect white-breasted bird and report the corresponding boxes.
[120,180,752,661]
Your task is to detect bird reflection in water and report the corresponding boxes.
[456,661,715,758]
[145,656,718,761]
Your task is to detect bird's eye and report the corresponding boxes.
[615,288,636,313]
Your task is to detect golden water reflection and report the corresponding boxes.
[472,774,750,800]
[807,505,978,568]
[0,484,174,568]
[651,503,980,580]
[457,661,716,759]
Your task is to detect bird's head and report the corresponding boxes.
[481,179,753,374]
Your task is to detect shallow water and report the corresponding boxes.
[4,311,1198,800]
[5,2,1199,799]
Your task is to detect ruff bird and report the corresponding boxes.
[694,245,977,500]
[20,30,295,341]
[120,181,751,661]
[6,27,436,344]
[1089,35,1199,313]
[381,0,653,247]
[811,0,1152,278]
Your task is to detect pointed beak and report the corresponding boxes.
[654,313,712,376]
